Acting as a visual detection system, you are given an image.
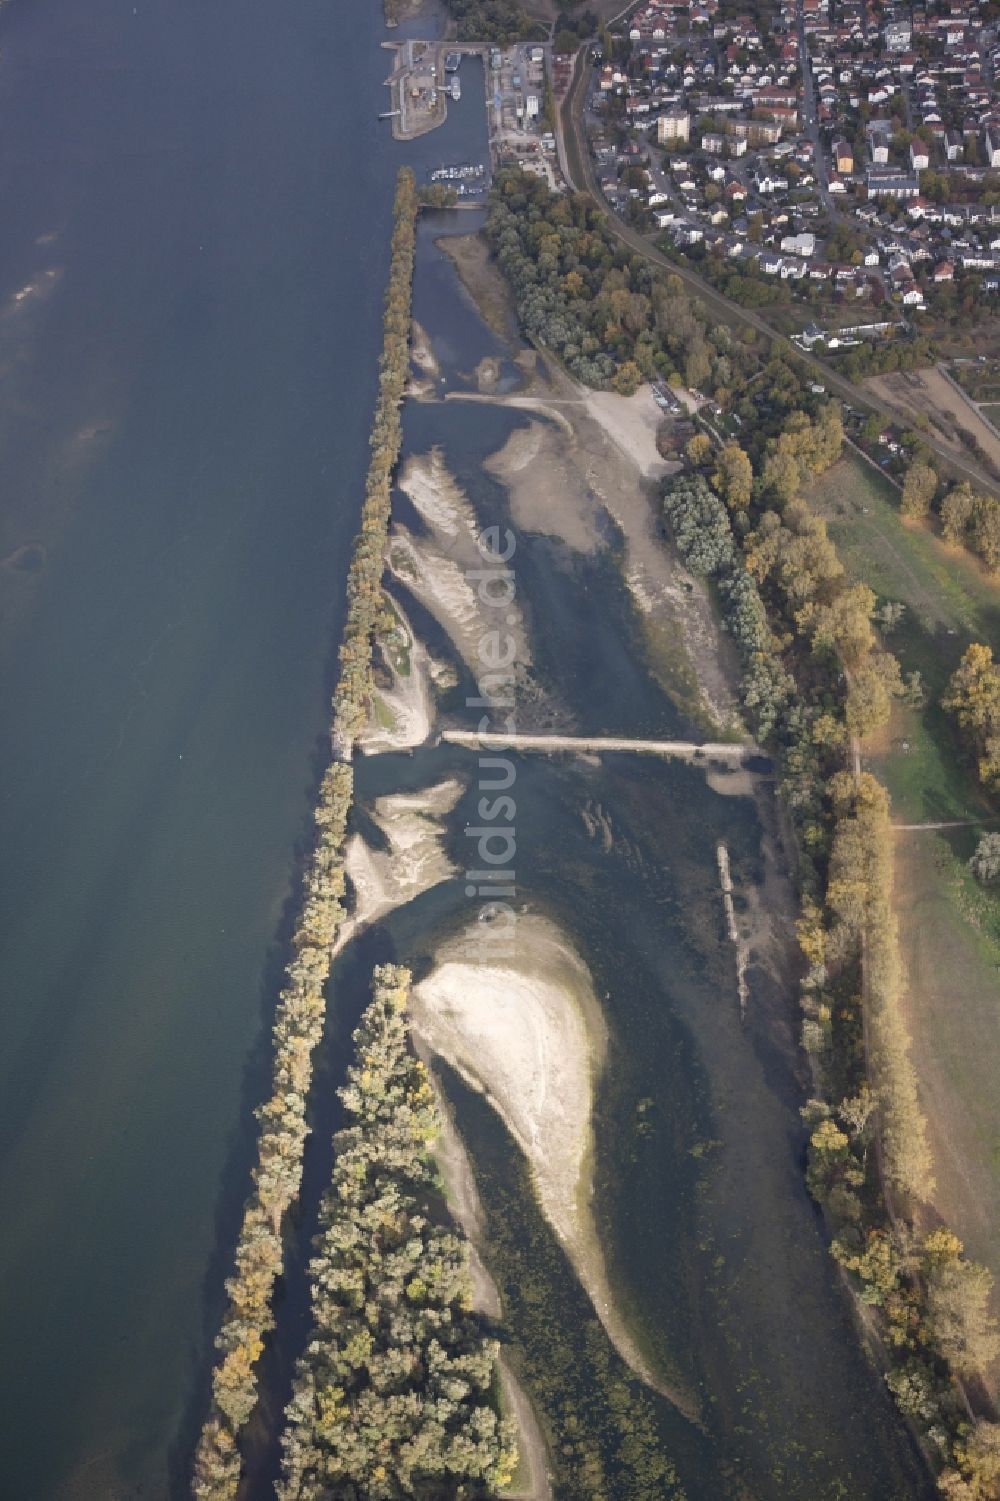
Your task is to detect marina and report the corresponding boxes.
[429,162,485,180]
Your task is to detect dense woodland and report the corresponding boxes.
[485,170,854,452]
[441,0,544,43]
[192,167,419,1501]
[277,966,512,1501]
[486,169,758,394]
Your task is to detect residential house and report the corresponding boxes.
[866,168,920,199]
[869,128,891,165]
[781,231,816,256]
[833,138,854,173]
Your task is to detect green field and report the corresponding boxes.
[808,455,1000,823]
[808,455,1000,1299]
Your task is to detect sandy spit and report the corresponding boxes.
[412,913,702,1424]
[411,319,440,379]
[359,597,436,755]
[389,448,532,677]
[335,779,463,956]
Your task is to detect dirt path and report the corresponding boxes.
[892,819,1000,831]
[498,1361,553,1501]
[444,390,579,436]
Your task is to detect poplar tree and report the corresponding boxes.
[278,966,514,1501]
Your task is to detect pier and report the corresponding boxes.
[439,730,762,765]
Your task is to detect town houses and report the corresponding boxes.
[585,0,1000,320]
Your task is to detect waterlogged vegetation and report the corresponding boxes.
[277,966,512,1501]
[439,1065,692,1501]
[193,167,418,1500]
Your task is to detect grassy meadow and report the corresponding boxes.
[807,455,1000,1305]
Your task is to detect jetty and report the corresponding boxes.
[439,730,762,765]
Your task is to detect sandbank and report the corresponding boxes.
[335,778,463,955]
[412,912,701,1422]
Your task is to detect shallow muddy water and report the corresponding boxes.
[249,224,934,1500]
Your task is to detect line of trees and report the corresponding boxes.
[823,772,932,1199]
[663,420,1000,1497]
[192,166,419,1501]
[277,965,513,1500]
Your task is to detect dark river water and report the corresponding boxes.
[0,1,485,1496]
[0,3,930,1498]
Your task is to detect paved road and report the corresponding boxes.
[796,0,833,213]
[559,51,999,497]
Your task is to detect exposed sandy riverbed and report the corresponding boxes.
[335,778,463,955]
[389,447,532,680]
[437,232,516,340]
[447,367,740,735]
[412,912,701,1423]
[411,319,440,380]
[359,597,437,754]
